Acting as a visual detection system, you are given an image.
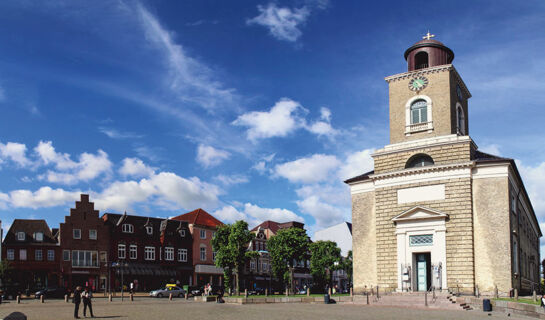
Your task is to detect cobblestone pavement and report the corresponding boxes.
[0,298,531,320]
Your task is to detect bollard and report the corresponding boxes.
[366,291,369,305]
[65,294,68,303]
[169,293,173,301]
[533,290,537,302]
[244,289,248,298]
[514,288,518,301]
[109,294,113,302]
[265,289,268,297]
[494,285,498,299]
[424,291,428,307]
[17,295,21,304]
[376,286,380,299]
[130,293,134,302]
[475,285,479,298]
[185,293,188,300]
[350,287,353,297]
[40,295,44,303]
[328,287,332,296]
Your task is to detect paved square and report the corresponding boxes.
[0,298,531,320]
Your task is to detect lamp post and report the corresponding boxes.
[112,262,128,301]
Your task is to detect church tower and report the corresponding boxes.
[346,34,541,297]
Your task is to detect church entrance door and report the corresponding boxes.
[415,253,431,291]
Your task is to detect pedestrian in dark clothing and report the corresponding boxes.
[82,287,94,318]
[73,286,82,319]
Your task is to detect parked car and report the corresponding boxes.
[188,286,202,296]
[149,286,185,298]
[248,287,265,295]
[1,286,22,300]
[35,287,68,299]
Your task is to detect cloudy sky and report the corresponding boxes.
[0,0,544,247]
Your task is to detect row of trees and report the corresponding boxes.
[211,220,353,295]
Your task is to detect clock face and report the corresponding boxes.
[456,84,463,101]
[408,76,429,91]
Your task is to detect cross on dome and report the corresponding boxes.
[423,31,435,40]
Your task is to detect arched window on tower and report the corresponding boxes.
[405,154,434,168]
[415,51,429,70]
[456,105,465,135]
[410,100,428,124]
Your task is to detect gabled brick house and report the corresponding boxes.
[102,212,193,291]
[171,209,223,287]
[1,219,61,292]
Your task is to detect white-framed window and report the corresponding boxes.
[63,250,70,261]
[410,234,433,246]
[179,229,186,237]
[17,232,25,241]
[73,229,81,239]
[122,224,134,233]
[405,95,433,134]
[7,249,14,260]
[456,103,465,135]
[118,244,126,259]
[178,249,187,262]
[130,245,137,259]
[200,247,206,261]
[35,249,43,261]
[20,249,27,261]
[71,250,99,267]
[47,250,55,261]
[145,246,155,261]
[100,251,108,263]
[250,260,256,270]
[89,229,97,240]
[146,226,153,235]
[262,262,268,271]
[34,232,43,242]
[200,229,206,239]
[165,247,174,261]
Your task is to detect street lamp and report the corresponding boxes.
[112,262,129,301]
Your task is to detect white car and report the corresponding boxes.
[149,286,186,298]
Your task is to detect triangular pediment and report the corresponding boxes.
[391,206,448,222]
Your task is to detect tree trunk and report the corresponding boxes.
[235,269,240,296]
[290,267,294,295]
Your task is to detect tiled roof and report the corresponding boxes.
[171,208,223,228]
[344,170,374,184]
[251,220,280,233]
[3,219,57,245]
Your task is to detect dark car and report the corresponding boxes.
[1,286,22,300]
[248,287,265,295]
[35,287,68,299]
[188,286,202,296]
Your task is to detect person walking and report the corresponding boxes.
[73,286,82,319]
[82,287,95,318]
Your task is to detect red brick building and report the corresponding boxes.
[102,212,193,291]
[171,209,223,287]
[59,194,110,291]
[1,219,61,293]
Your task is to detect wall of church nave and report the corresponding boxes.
[473,176,511,295]
[351,191,377,293]
[373,177,475,292]
[373,141,472,174]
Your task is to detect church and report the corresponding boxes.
[346,35,541,296]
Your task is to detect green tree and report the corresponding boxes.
[267,228,309,294]
[211,221,257,295]
[309,241,341,292]
[342,250,353,287]
[212,224,234,291]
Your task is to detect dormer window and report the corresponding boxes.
[34,232,43,242]
[17,232,25,241]
[122,224,134,233]
[146,226,153,235]
[179,229,186,237]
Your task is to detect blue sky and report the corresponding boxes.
[0,0,544,248]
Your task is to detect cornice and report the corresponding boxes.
[384,64,471,98]
[373,134,477,158]
[370,161,475,181]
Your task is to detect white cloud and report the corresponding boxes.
[34,141,77,170]
[137,4,237,111]
[196,144,231,168]
[213,202,304,226]
[275,154,340,184]
[306,107,338,137]
[233,98,306,141]
[338,148,375,181]
[99,127,144,139]
[252,161,267,174]
[518,160,545,220]
[93,172,221,212]
[214,174,249,186]
[247,3,310,42]
[119,157,155,178]
[0,142,32,167]
[296,195,344,229]
[8,187,81,209]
